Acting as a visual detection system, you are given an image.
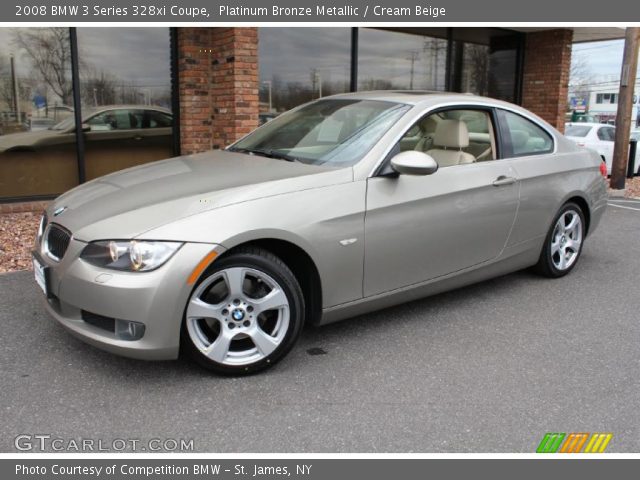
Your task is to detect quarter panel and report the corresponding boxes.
[507,150,606,245]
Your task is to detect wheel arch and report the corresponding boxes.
[563,194,591,236]
[218,237,323,327]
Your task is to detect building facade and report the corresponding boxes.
[583,81,640,125]
[0,26,624,202]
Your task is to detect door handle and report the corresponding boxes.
[492,175,517,187]
[132,135,143,141]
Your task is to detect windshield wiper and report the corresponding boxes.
[232,147,297,162]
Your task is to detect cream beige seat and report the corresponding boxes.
[426,119,475,167]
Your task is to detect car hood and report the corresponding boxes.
[0,129,60,150]
[48,150,353,240]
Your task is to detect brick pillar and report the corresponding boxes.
[177,27,259,155]
[521,29,573,133]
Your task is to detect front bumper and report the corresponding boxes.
[37,238,222,360]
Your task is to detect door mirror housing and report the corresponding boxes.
[81,123,91,132]
[390,151,439,176]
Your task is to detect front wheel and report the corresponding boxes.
[534,202,586,278]
[181,247,305,375]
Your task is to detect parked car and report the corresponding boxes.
[33,92,608,375]
[0,105,174,198]
[32,105,75,123]
[565,122,640,175]
[0,105,172,153]
[28,118,58,132]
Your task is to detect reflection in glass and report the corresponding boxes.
[77,28,173,180]
[0,27,76,199]
[258,28,350,116]
[358,29,448,91]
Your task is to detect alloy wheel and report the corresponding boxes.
[185,267,290,366]
[550,209,583,271]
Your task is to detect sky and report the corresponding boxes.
[572,39,626,84]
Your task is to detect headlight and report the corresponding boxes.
[80,240,183,272]
[36,212,47,244]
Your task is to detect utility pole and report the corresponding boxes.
[610,27,640,191]
[263,81,272,112]
[10,54,20,123]
[407,51,419,90]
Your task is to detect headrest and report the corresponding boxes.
[434,119,469,149]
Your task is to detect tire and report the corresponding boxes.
[181,247,305,375]
[534,202,586,278]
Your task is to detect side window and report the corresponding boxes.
[146,111,173,128]
[123,109,144,129]
[87,109,144,131]
[396,108,497,167]
[597,127,615,142]
[87,111,116,131]
[500,110,554,157]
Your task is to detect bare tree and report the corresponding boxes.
[80,65,119,106]
[0,57,33,114]
[568,53,594,105]
[12,28,73,105]
[462,44,489,95]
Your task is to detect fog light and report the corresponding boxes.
[115,319,146,341]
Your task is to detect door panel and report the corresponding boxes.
[364,162,519,297]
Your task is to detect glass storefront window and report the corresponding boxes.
[451,29,521,103]
[0,27,174,200]
[358,28,448,91]
[76,28,173,180]
[258,28,351,117]
[0,27,76,199]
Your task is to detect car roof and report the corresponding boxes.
[88,105,172,115]
[328,90,482,105]
[328,90,515,108]
[566,122,608,128]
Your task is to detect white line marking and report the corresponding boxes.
[607,203,640,211]
[607,198,640,204]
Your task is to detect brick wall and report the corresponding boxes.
[521,29,573,133]
[177,27,259,154]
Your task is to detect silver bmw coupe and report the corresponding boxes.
[33,91,608,374]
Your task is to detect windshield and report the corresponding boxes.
[50,116,77,131]
[565,125,592,137]
[229,99,410,167]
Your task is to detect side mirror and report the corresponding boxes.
[81,123,91,132]
[390,151,438,176]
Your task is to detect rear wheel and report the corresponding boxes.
[534,202,585,278]
[181,247,304,375]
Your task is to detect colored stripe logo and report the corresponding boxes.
[537,433,612,453]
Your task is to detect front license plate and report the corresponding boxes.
[33,254,49,297]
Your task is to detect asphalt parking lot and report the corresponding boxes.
[1,198,640,453]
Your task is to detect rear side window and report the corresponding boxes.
[597,127,615,142]
[499,110,554,157]
[565,125,592,137]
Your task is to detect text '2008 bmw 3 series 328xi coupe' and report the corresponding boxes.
[33,91,607,375]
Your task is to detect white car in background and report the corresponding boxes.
[565,122,640,175]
